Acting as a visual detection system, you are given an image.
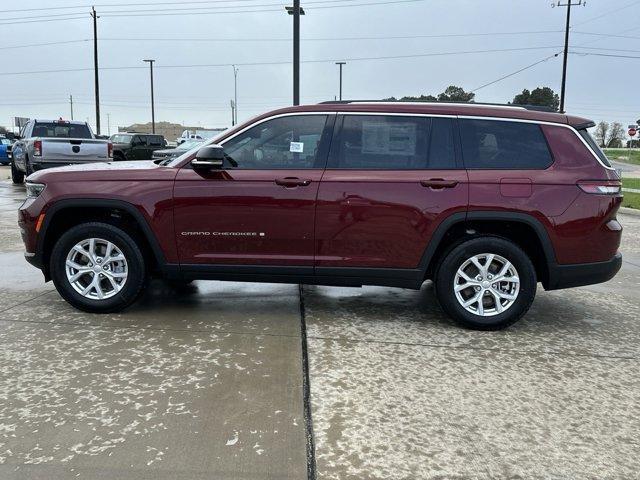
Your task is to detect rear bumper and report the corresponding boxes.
[545,253,622,290]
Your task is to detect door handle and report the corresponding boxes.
[275,177,311,188]
[420,179,459,189]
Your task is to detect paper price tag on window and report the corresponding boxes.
[289,142,304,153]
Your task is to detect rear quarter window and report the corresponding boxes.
[459,119,553,169]
[578,128,612,168]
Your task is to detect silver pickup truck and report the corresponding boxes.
[11,119,111,184]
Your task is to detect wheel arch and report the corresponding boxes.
[37,199,167,280]
[420,211,556,288]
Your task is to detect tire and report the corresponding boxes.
[113,153,126,162]
[50,222,147,313]
[25,155,34,177]
[11,160,24,184]
[434,237,536,330]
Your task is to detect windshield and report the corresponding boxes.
[111,134,133,144]
[177,140,203,150]
[166,127,231,167]
[579,127,613,168]
[33,122,92,139]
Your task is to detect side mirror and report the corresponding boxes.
[192,145,225,170]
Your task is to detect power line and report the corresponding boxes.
[0,31,566,50]
[0,45,565,77]
[0,15,87,26]
[571,0,640,27]
[471,53,561,92]
[570,51,640,60]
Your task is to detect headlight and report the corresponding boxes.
[26,182,46,198]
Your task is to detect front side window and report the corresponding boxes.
[459,119,553,169]
[222,115,328,169]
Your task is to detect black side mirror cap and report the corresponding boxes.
[192,145,225,170]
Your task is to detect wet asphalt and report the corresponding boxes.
[0,165,638,479]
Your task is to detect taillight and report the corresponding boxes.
[108,142,113,158]
[577,180,621,195]
[33,139,42,156]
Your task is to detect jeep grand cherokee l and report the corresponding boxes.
[18,102,622,330]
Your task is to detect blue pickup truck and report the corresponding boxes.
[0,137,13,165]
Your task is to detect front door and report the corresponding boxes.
[315,114,468,272]
[174,113,333,267]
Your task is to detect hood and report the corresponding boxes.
[28,160,172,183]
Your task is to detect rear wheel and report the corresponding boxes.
[11,160,24,184]
[50,222,147,313]
[434,237,536,330]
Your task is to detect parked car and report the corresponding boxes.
[152,139,204,162]
[18,102,622,329]
[0,136,12,165]
[10,119,111,183]
[110,133,166,161]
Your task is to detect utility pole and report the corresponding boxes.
[107,113,111,136]
[69,95,74,120]
[143,59,156,133]
[286,2,305,105]
[91,7,101,134]
[553,1,585,113]
[232,65,239,125]
[335,62,346,101]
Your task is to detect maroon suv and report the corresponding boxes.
[18,102,622,329]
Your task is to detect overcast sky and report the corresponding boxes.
[1,0,638,137]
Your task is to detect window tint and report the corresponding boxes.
[333,116,457,169]
[222,115,327,169]
[148,135,164,146]
[32,122,92,139]
[459,119,553,169]
[579,128,612,167]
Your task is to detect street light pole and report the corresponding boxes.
[335,62,346,101]
[232,65,238,125]
[286,3,305,106]
[143,59,156,134]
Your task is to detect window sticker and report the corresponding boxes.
[362,121,416,155]
[289,141,304,153]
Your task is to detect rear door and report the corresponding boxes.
[315,114,468,273]
[173,113,334,267]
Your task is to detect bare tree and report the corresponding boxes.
[594,121,609,148]
[606,122,625,148]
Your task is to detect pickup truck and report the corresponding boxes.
[11,119,112,184]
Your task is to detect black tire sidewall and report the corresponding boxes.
[50,222,146,313]
[11,161,24,184]
[435,237,536,330]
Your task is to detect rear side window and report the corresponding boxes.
[32,122,92,139]
[578,128,612,167]
[148,135,164,146]
[333,115,457,169]
[459,119,553,169]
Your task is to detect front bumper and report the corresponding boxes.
[545,253,622,290]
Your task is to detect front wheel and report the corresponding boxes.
[50,222,147,313]
[434,237,536,330]
[11,160,24,184]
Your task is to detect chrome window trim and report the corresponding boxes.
[174,110,613,171]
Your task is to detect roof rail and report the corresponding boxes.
[317,100,556,112]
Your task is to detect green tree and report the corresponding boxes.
[437,85,475,102]
[384,85,474,103]
[512,87,560,111]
